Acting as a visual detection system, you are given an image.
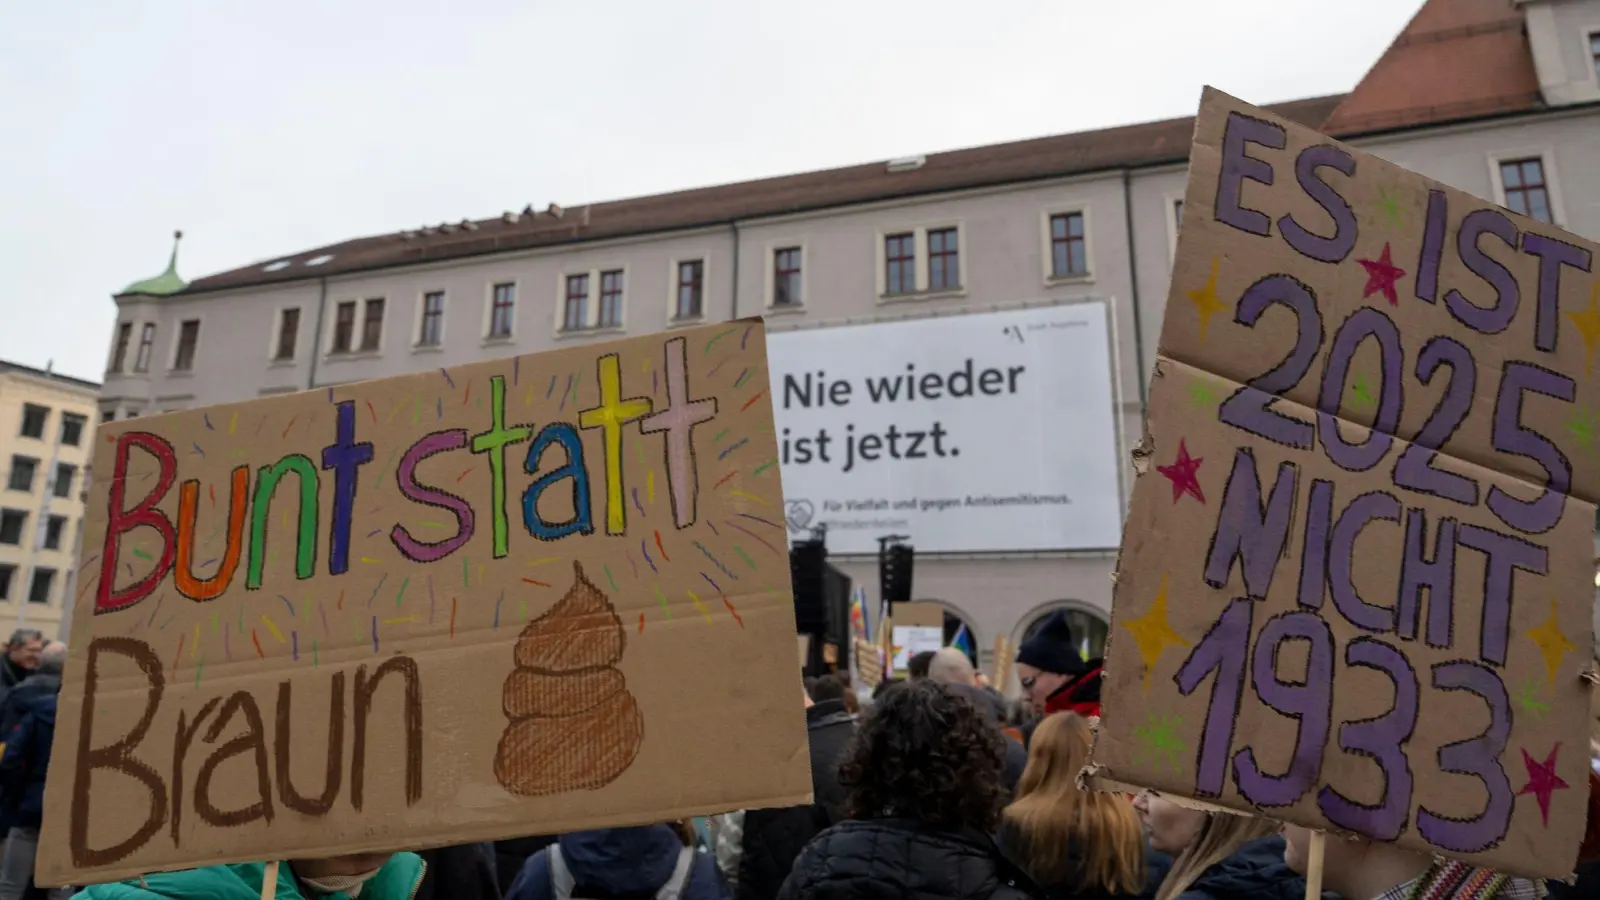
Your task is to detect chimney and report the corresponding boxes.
[546,203,564,219]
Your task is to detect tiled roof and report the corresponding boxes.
[0,359,101,392]
[1321,0,1544,135]
[152,0,1549,300]
[164,95,1345,298]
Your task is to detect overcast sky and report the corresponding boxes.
[0,0,1420,382]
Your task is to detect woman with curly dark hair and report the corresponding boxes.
[777,680,1041,900]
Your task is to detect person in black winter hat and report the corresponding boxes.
[1014,612,1102,745]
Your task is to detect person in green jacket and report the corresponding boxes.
[72,851,425,900]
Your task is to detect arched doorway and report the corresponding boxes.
[904,599,979,667]
[1015,602,1110,666]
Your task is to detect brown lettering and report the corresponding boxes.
[71,637,168,869]
[352,656,422,809]
[193,692,274,828]
[169,698,219,846]
[274,673,345,815]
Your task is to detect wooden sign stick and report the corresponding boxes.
[261,859,280,900]
[1302,832,1324,900]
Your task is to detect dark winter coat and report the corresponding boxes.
[997,826,1170,900]
[507,826,730,900]
[415,842,502,900]
[496,837,558,894]
[1167,836,1304,900]
[0,673,59,829]
[737,699,856,900]
[947,685,1027,796]
[777,818,1041,900]
[0,656,30,711]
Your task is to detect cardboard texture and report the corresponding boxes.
[853,637,884,688]
[1089,89,1598,879]
[40,321,812,886]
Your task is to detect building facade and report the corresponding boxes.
[0,361,99,640]
[96,0,1600,671]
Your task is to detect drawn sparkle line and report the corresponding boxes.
[371,616,380,653]
[752,458,778,476]
[320,601,330,636]
[384,615,419,624]
[654,529,671,561]
[734,368,751,388]
[651,583,674,618]
[396,575,409,608]
[252,628,265,659]
[602,563,618,592]
[521,577,551,587]
[641,540,659,573]
[439,367,456,388]
[278,594,295,617]
[694,540,740,581]
[722,595,744,628]
[737,512,782,529]
[726,519,779,554]
[366,572,389,607]
[729,490,768,505]
[686,588,713,622]
[494,593,503,630]
[632,487,644,515]
[711,427,730,444]
[292,631,299,662]
[740,324,752,349]
[261,614,286,643]
[717,438,750,461]
[733,545,758,570]
[626,551,639,579]
[450,597,458,639]
[741,390,767,412]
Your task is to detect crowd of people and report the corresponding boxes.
[5,614,1600,899]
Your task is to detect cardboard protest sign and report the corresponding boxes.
[1090,89,1598,878]
[854,637,884,688]
[40,320,811,886]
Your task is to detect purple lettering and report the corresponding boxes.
[1296,479,1335,611]
[1203,449,1296,600]
[1318,638,1418,841]
[1175,598,1252,798]
[1456,525,1547,666]
[1444,209,1521,335]
[1488,361,1574,535]
[390,430,475,564]
[320,401,373,576]
[1232,612,1333,808]
[1396,509,1457,648]
[1520,233,1591,353]
[1328,491,1402,634]
[1278,145,1357,263]
[1415,190,1447,304]
[1215,112,1285,237]
[1416,661,1513,854]
[1317,308,1403,472]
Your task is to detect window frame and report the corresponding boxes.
[1165,194,1186,263]
[597,269,625,329]
[27,567,54,605]
[673,259,706,321]
[52,462,75,499]
[60,412,86,447]
[926,227,962,292]
[1590,30,1600,86]
[0,563,12,601]
[1486,149,1567,226]
[330,300,358,354]
[133,322,157,373]
[171,318,202,372]
[18,404,48,440]
[487,282,518,340]
[417,290,447,348]
[1040,208,1095,283]
[561,273,589,332]
[0,509,25,545]
[360,297,386,352]
[272,307,302,362]
[43,514,66,551]
[110,322,133,373]
[769,245,805,310]
[7,456,37,493]
[882,232,917,297]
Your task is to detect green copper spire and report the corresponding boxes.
[120,230,188,296]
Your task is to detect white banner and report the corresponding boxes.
[766,303,1123,554]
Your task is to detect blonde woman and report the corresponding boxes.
[1131,793,1302,900]
[1000,713,1149,900]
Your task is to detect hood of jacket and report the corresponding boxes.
[1179,835,1303,900]
[781,818,1036,900]
[73,854,425,900]
[557,825,684,895]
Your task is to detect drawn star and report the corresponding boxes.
[1373,186,1408,230]
[1514,677,1552,720]
[1565,407,1598,455]
[1157,439,1206,505]
[1186,258,1230,341]
[1517,743,1571,826]
[1187,378,1221,409]
[1525,599,1576,685]
[1358,242,1408,306]
[1565,282,1600,376]
[1134,712,1188,774]
[1122,574,1191,690]
[1349,372,1377,410]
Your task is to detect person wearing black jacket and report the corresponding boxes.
[413,843,502,900]
[736,676,855,900]
[0,631,41,714]
[778,680,1040,900]
[0,641,62,900]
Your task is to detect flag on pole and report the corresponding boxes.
[949,623,973,658]
[849,587,870,643]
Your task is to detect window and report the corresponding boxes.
[419,292,445,346]
[27,568,54,605]
[52,463,75,499]
[110,322,132,372]
[361,298,385,351]
[1499,158,1553,223]
[1592,32,1600,83]
[101,409,117,424]
[774,248,802,307]
[490,283,516,338]
[60,413,85,447]
[1174,200,1184,234]
[0,510,24,545]
[134,323,156,372]
[563,275,589,331]
[332,301,357,353]
[598,270,624,328]
[19,405,47,440]
[275,308,301,360]
[0,565,12,601]
[173,319,201,371]
[928,227,960,291]
[884,233,916,295]
[7,457,36,492]
[676,261,704,320]
[44,515,65,551]
[1050,212,1089,278]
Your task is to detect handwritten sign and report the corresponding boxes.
[1090,89,1597,879]
[40,321,811,885]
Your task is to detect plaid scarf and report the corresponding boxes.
[1372,860,1543,900]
